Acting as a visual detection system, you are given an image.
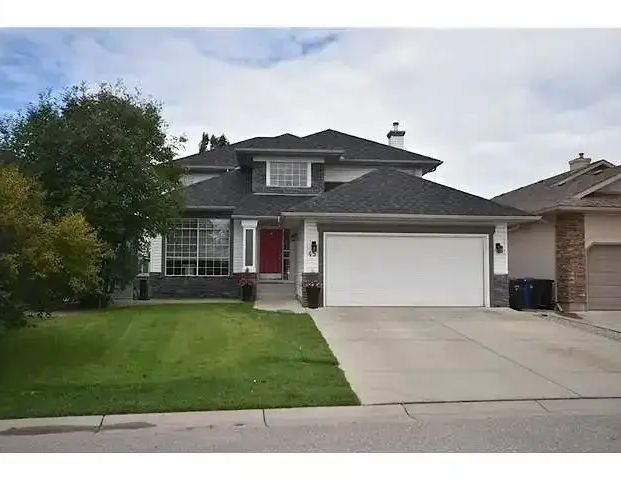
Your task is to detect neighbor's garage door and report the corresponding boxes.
[324,233,488,307]
[588,245,621,310]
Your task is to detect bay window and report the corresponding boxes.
[165,218,230,276]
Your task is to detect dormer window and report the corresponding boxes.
[266,160,311,188]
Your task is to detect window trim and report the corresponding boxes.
[265,159,311,188]
[164,218,231,277]
[241,219,258,272]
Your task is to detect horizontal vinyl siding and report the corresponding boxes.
[149,235,162,273]
[233,219,243,273]
[507,218,556,280]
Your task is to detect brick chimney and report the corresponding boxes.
[569,152,591,171]
[387,121,405,149]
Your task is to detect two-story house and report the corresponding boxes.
[147,123,536,307]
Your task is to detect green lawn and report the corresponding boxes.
[0,303,358,419]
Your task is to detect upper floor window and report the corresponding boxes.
[267,160,310,188]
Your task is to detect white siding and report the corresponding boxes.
[303,220,319,273]
[585,213,621,248]
[294,224,305,298]
[324,165,376,183]
[507,216,556,279]
[493,223,508,275]
[149,235,162,273]
[181,173,219,186]
[233,219,244,273]
[324,165,423,183]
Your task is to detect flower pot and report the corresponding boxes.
[306,286,321,309]
[241,284,254,302]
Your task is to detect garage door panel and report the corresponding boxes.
[588,245,621,310]
[324,233,487,307]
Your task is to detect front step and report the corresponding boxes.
[256,282,295,301]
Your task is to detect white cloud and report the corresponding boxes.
[4,29,621,197]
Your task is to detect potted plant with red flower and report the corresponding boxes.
[304,280,321,309]
[238,273,255,302]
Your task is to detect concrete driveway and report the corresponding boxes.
[577,311,621,334]
[310,307,621,404]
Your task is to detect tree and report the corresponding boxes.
[0,166,102,326]
[198,131,210,153]
[0,82,185,300]
[210,134,230,149]
[198,131,229,153]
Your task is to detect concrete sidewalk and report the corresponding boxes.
[3,398,621,436]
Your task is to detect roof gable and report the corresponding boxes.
[493,160,621,213]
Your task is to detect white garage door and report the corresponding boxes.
[324,233,489,307]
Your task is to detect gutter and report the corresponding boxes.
[185,206,235,211]
[537,206,621,214]
[235,148,345,155]
[231,215,280,220]
[184,165,236,172]
[280,212,540,223]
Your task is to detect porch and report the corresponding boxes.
[233,218,318,306]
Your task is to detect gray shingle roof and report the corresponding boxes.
[234,194,308,216]
[176,147,237,168]
[285,168,528,217]
[175,129,443,169]
[234,133,325,151]
[183,169,250,207]
[302,129,441,165]
[493,161,621,213]
[183,169,308,216]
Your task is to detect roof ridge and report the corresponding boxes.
[304,128,439,160]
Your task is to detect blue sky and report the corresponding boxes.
[2,28,621,196]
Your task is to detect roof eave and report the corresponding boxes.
[281,212,539,224]
[183,165,236,172]
[185,205,236,211]
[235,148,345,155]
[538,205,621,214]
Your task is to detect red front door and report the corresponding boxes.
[260,229,283,274]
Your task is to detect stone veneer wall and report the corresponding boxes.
[149,274,239,299]
[555,213,587,311]
[492,274,509,307]
[298,272,322,307]
[252,162,324,195]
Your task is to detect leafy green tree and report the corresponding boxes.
[0,166,102,326]
[0,82,185,300]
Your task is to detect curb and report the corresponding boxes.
[3,397,621,436]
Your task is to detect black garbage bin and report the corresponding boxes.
[509,278,554,310]
[138,277,150,300]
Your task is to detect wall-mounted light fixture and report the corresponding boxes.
[310,241,318,256]
[495,242,504,254]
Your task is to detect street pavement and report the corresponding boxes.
[2,399,621,452]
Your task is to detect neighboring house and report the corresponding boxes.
[147,123,535,307]
[494,154,621,311]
